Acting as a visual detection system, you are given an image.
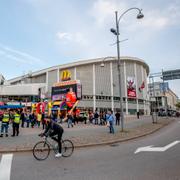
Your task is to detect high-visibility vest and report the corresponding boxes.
[37,114,42,122]
[14,114,20,124]
[2,114,9,123]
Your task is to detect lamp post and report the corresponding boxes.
[110,8,144,131]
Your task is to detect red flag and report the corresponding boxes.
[139,81,145,92]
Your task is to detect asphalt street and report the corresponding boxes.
[1,118,180,180]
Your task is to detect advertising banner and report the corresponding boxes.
[52,80,82,101]
[127,76,136,98]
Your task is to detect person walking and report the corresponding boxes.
[106,110,115,134]
[25,111,31,128]
[67,112,73,128]
[30,112,35,128]
[94,110,99,125]
[37,113,42,128]
[11,111,20,136]
[0,109,10,137]
[41,112,46,130]
[20,110,25,128]
[137,111,140,119]
[115,111,120,126]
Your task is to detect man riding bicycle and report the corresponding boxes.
[40,118,64,158]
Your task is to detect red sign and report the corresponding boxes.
[127,89,136,98]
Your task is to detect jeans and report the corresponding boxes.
[1,123,9,134]
[109,121,114,134]
[95,118,98,125]
[68,119,73,128]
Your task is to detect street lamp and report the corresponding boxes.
[110,8,144,131]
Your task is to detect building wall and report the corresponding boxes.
[31,74,46,84]
[47,70,58,96]
[95,62,111,96]
[2,57,150,115]
[76,65,93,95]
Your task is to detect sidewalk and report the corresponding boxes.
[0,116,175,153]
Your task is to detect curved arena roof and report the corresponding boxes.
[7,56,149,83]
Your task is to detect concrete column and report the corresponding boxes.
[141,65,145,113]
[124,61,128,115]
[93,64,96,111]
[134,63,139,112]
[74,67,77,80]
[57,68,59,83]
[46,71,49,97]
[110,62,114,111]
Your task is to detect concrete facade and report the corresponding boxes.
[0,56,150,115]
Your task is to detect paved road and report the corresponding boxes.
[1,118,180,180]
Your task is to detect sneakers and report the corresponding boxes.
[55,153,62,158]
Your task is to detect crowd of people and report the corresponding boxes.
[0,108,122,137]
[0,108,47,137]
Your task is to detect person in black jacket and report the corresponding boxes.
[40,119,64,158]
[20,110,25,128]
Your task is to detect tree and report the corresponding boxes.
[175,102,180,110]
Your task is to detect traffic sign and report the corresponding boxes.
[162,69,180,81]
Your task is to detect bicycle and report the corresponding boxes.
[33,135,74,161]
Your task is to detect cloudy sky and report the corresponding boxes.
[0,0,179,96]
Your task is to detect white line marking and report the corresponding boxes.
[0,154,13,180]
[135,141,180,154]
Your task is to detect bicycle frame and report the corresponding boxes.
[43,136,58,154]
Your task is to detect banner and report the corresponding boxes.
[139,81,145,92]
[127,76,136,98]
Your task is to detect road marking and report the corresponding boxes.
[135,141,180,154]
[0,154,13,180]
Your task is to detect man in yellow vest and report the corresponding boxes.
[11,110,20,137]
[0,109,10,137]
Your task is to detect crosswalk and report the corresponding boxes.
[0,154,13,180]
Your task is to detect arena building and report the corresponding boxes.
[0,56,150,115]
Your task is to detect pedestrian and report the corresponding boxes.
[0,109,10,137]
[41,112,45,130]
[103,111,107,125]
[99,111,104,125]
[115,111,120,125]
[67,112,73,128]
[94,110,99,125]
[25,111,31,128]
[88,111,93,124]
[30,112,35,128]
[106,110,115,134]
[11,110,20,136]
[137,111,140,119]
[20,110,25,128]
[37,113,42,128]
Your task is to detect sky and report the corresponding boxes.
[0,0,180,97]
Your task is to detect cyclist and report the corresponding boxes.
[40,118,64,158]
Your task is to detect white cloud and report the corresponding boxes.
[0,43,46,66]
[56,32,87,45]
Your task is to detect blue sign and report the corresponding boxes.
[160,82,169,93]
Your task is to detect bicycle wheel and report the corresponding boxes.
[62,139,74,157]
[33,141,50,161]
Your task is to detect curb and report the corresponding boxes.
[0,119,174,153]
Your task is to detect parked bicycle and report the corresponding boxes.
[33,135,74,161]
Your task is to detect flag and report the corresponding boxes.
[139,81,145,92]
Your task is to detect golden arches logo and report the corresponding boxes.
[61,70,71,81]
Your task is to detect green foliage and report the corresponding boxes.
[175,102,180,109]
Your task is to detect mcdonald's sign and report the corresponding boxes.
[61,70,71,81]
